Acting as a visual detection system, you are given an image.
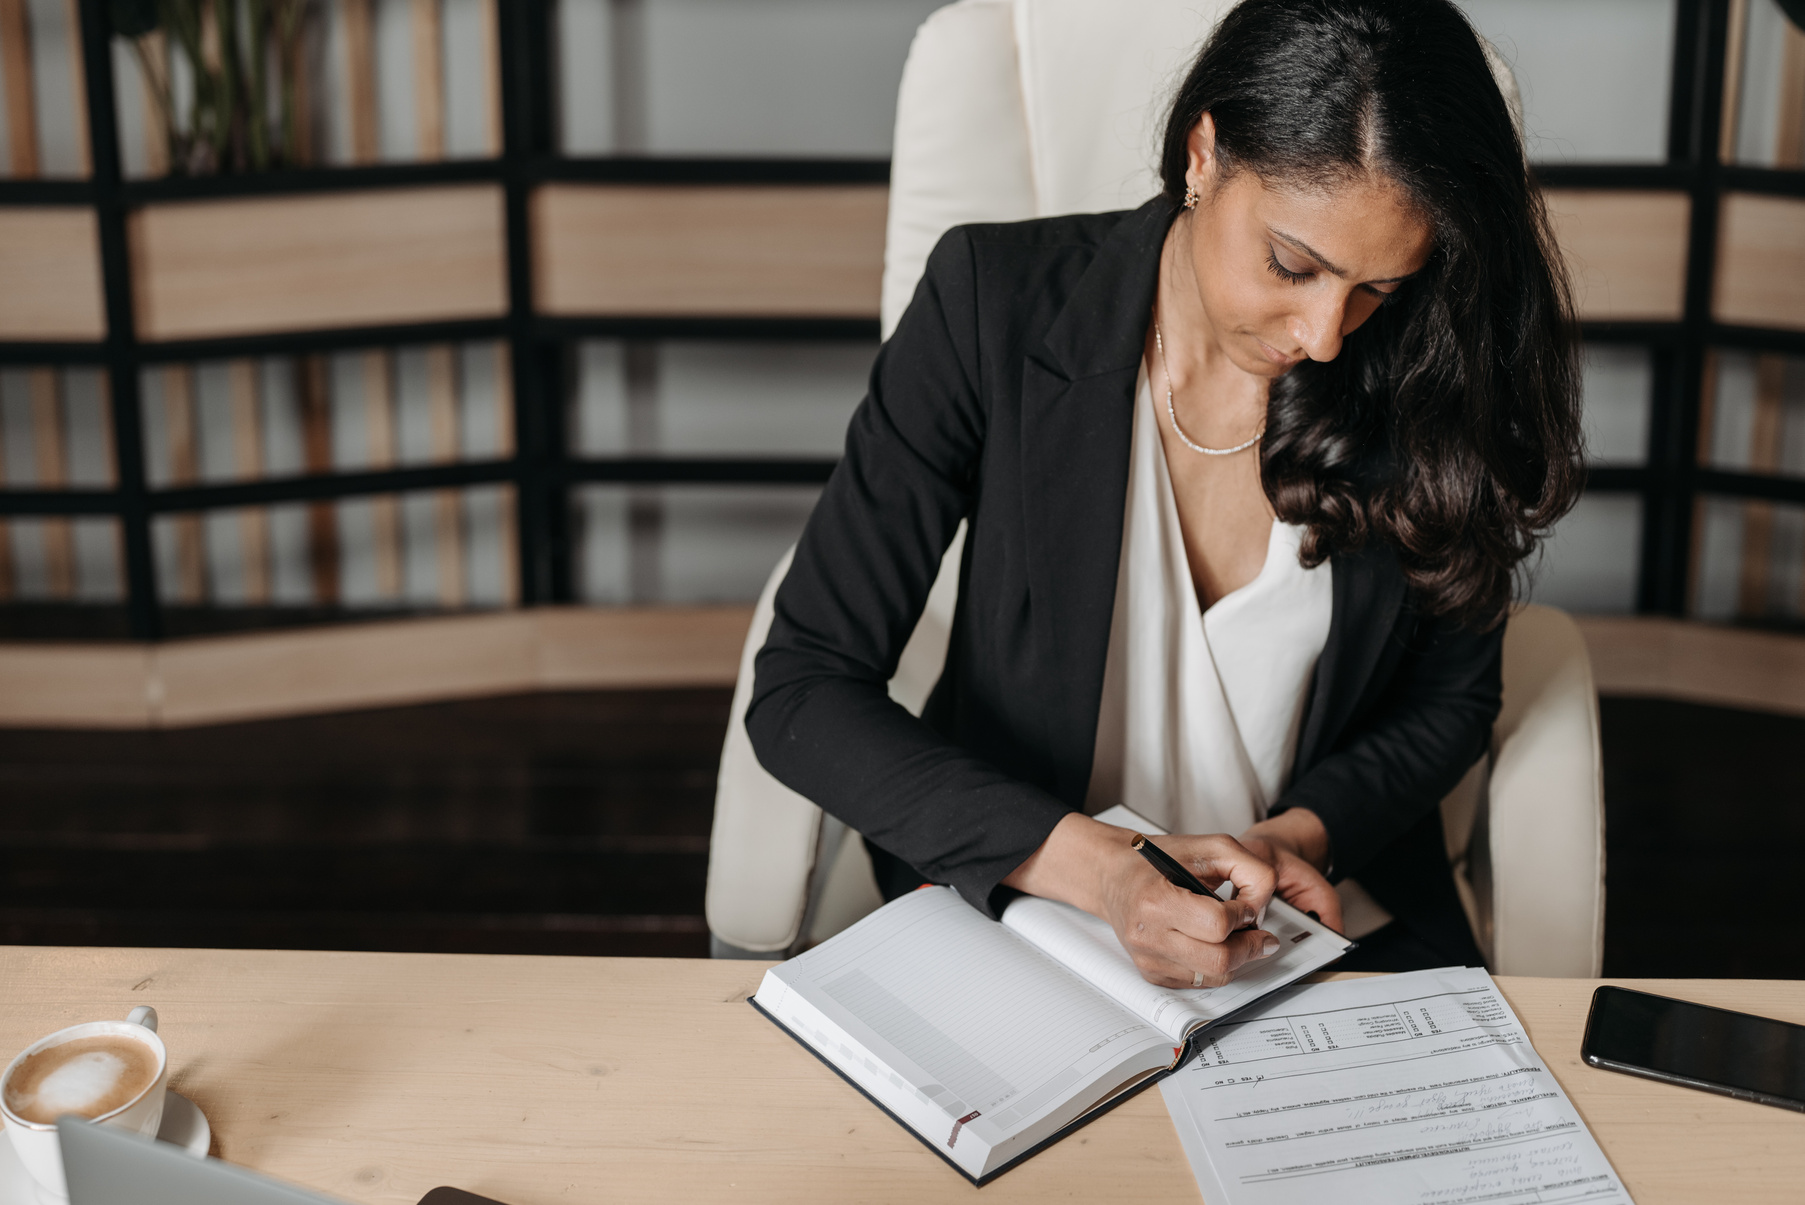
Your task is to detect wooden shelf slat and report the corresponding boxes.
[0,207,105,339]
[128,185,508,341]
[1,610,1802,729]
[1715,192,1805,332]
[5,181,1753,343]
[1544,189,1690,323]
[0,606,752,728]
[532,183,888,318]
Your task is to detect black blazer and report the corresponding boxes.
[747,197,1500,962]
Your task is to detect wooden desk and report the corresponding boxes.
[0,948,1799,1203]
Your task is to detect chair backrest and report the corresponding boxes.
[884,0,1523,335]
[884,0,1226,334]
[1481,604,1606,976]
[705,530,963,956]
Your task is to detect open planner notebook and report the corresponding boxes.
[750,806,1354,1183]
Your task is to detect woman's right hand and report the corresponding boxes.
[1001,813,1285,989]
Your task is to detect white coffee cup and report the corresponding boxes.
[0,1006,168,1203]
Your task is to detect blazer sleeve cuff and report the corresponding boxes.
[942,795,1076,921]
[1270,786,1372,885]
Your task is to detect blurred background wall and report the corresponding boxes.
[0,0,1801,972]
[0,0,1799,633]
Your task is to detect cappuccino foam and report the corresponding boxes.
[3,1035,159,1125]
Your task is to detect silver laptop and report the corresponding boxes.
[57,1118,501,1205]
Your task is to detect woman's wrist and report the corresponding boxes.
[1001,812,1140,917]
[1243,808,1331,873]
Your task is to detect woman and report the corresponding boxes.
[747,0,1582,985]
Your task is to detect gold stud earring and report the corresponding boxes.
[1183,183,1199,210]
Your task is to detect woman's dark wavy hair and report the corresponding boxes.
[1159,0,1583,629]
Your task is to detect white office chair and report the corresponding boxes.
[705,0,1603,977]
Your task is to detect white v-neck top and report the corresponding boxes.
[1085,369,1334,836]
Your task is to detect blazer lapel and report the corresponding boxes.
[1020,197,1175,804]
[1294,543,1408,773]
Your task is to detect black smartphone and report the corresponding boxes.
[1580,985,1805,1112]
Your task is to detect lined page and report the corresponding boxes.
[758,887,1176,1170]
[1001,895,1348,1041]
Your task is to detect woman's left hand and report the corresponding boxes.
[1238,809,1343,933]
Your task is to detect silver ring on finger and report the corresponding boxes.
[1191,971,1204,989]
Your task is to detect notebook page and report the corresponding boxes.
[757,887,1178,1176]
[1001,894,1350,1041]
[1159,966,1633,1205]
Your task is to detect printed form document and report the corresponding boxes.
[1160,966,1633,1205]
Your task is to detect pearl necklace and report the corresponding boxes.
[1153,321,1265,456]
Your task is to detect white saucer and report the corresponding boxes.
[154,1092,211,1157]
[0,1091,210,1203]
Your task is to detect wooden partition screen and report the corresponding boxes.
[0,0,1799,638]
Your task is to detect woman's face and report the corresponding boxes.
[1180,115,1435,379]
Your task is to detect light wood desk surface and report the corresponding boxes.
[0,947,1799,1204]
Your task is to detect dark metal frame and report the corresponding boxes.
[1,0,1799,637]
[1536,0,1805,614]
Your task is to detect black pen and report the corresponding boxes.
[1130,832,1259,927]
[1129,832,1221,896]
